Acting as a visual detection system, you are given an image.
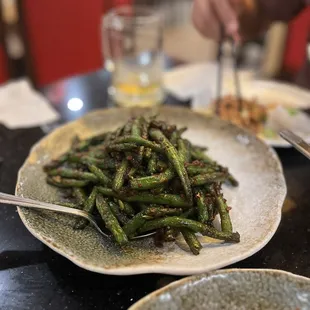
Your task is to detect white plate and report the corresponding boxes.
[165,63,310,148]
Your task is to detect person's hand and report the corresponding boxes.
[192,0,264,41]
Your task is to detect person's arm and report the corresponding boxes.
[258,0,306,21]
[192,0,308,41]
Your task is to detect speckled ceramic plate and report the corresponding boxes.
[130,269,310,310]
[16,106,286,275]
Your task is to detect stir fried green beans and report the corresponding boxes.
[129,168,175,190]
[88,164,111,185]
[44,116,240,255]
[96,194,128,245]
[149,128,193,204]
[112,158,128,191]
[181,228,202,255]
[74,187,98,229]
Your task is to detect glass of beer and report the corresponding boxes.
[102,5,164,107]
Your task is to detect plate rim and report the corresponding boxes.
[16,106,287,275]
[129,268,310,309]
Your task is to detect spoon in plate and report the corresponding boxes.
[0,192,155,239]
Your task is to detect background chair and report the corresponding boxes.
[0,1,9,84]
[282,6,310,78]
[17,0,132,87]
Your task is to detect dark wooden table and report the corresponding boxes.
[0,69,310,310]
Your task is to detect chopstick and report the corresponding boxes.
[231,41,243,111]
[215,29,242,115]
[215,36,224,115]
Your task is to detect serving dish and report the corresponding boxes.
[16,107,286,275]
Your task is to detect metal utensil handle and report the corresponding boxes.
[0,192,110,237]
[0,192,89,217]
[279,130,310,160]
[0,192,154,239]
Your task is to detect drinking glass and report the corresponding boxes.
[102,5,164,107]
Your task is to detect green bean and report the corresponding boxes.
[111,127,123,141]
[190,149,213,163]
[139,216,240,242]
[195,190,209,223]
[216,193,233,233]
[96,194,128,245]
[47,168,98,182]
[177,139,191,163]
[112,158,128,191]
[145,206,183,218]
[43,154,69,172]
[186,164,216,176]
[150,120,167,131]
[147,153,157,174]
[72,188,87,206]
[170,127,187,145]
[129,168,174,190]
[118,200,135,217]
[141,117,149,140]
[123,119,133,135]
[107,143,139,153]
[97,187,191,208]
[190,172,228,186]
[169,131,179,146]
[87,147,107,159]
[149,129,193,204]
[192,145,208,152]
[108,200,129,225]
[112,136,162,153]
[205,195,216,223]
[72,139,91,152]
[131,118,144,162]
[88,164,111,186]
[178,127,187,136]
[227,175,239,187]
[83,132,109,147]
[189,150,238,186]
[122,211,152,238]
[67,154,117,169]
[131,117,142,136]
[47,177,89,188]
[102,132,113,146]
[181,228,202,255]
[74,187,98,229]
[138,216,204,233]
[180,208,196,219]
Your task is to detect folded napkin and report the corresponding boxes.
[0,79,60,129]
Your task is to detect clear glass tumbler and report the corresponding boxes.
[102,5,164,107]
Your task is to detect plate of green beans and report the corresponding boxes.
[16,107,286,275]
